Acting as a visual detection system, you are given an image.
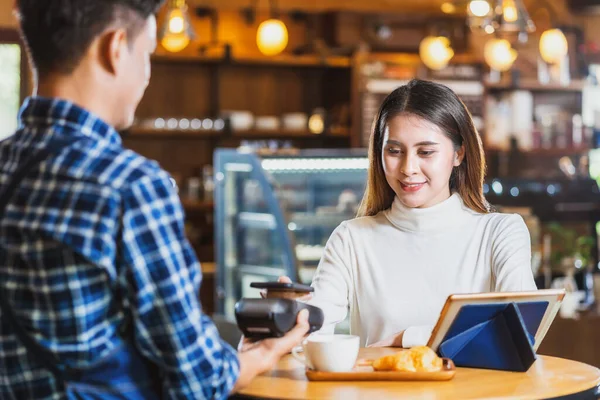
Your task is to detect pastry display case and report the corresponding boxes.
[214,148,368,318]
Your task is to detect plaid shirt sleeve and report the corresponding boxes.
[119,171,239,400]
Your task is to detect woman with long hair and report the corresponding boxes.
[303,79,536,348]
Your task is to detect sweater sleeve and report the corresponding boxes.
[308,223,353,333]
[402,325,434,348]
[491,214,537,292]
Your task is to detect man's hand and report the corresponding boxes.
[238,276,312,352]
[256,309,310,366]
[238,336,259,353]
[233,309,310,392]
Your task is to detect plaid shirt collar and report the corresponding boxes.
[18,96,122,147]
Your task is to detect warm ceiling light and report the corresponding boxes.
[168,10,185,33]
[308,114,325,134]
[257,19,288,56]
[469,0,491,17]
[503,0,519,22]
[468,0,535,37]
[441,2,456,14]
[484,38,517,71]
[539,29,569,64]
[159,0,195,52]
[419,36,454,70]
[496,0,535,33]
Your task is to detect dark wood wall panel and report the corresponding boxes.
[323,69,352,108]
[218,66,317,115]
[136,62,213,119]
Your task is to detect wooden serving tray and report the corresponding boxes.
[305,358,456,381]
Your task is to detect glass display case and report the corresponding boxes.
[214,149,368,318]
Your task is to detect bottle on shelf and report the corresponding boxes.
[536,233,553,290]
[572,114,583,148]
[593,110,600,149]
[532,121,543,149]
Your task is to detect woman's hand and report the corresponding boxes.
[260,276,313,302]
[367,331,405,348]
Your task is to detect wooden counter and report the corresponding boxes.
[538,312,600,369]
[234,347,600,400]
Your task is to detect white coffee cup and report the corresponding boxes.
[292,334,360,372]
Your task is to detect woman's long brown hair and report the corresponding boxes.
[357,79,491,217]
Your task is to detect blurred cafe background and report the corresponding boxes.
[2,0,600,368]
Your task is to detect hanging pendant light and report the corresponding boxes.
[539,28,568,64]
[484,38,517,72]
[441,2,457,14]
[159,0,196,53]
[493,0,536,36]
[502,0,519,23]
[419,36,455,70]
[466,0,535,40]
[469,0,492,17]
[465,0,494,34]
[257,18,288,56]
[256,0,288,56]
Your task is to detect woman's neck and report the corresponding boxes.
[384,193,469,232]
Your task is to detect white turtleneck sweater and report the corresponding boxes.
[309,193,537,348]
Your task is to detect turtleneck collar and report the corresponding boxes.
[384,192,472,233]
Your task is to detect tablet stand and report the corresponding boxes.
[438,303,537,372]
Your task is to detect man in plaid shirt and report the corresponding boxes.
[0,1,308,399]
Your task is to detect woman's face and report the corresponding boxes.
[382,113,464,209]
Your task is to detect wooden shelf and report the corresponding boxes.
[151,52,351,68]
[125,126,350,139]
[485,146,591,157]
[152,53,224,65]
[329,127,352,137]
[364,52,479,66]
[484,78,587,92]
[181,199,214,211]
[233,53,351,68]
[231,128,350,138]
[124,127,222,138]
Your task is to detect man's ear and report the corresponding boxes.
[99,29,128,76]
[454,145,465,167]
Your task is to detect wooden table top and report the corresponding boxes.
[235,347,600,400]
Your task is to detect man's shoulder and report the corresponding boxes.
[66,138,171,192]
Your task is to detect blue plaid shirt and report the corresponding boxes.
[0,97,239,399]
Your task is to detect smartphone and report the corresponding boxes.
[250,282,314,293]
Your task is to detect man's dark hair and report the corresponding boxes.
[16,0,164,78]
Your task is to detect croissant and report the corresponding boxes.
[372,346,443,372]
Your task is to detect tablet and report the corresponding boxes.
[427,289,566,352]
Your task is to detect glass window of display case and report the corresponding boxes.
[214,149,368,318]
